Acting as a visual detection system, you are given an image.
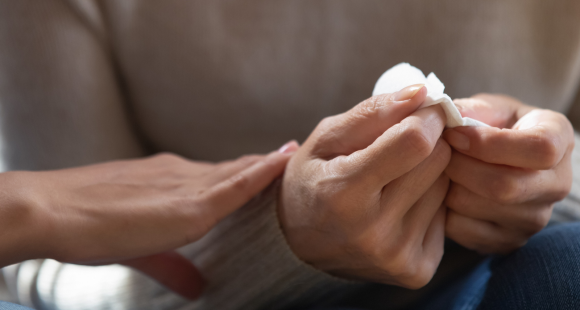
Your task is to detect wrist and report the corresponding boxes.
[278,177,334,267]
[0,171,54,266]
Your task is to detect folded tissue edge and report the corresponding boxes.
[372,63,488,128]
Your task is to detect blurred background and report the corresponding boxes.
[1,0,580,308]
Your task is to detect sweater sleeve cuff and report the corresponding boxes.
[15,181,360,310]
[178,180,360,310]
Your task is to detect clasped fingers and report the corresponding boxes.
[443,146,572,254]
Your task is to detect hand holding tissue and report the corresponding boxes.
[372,63,488,128]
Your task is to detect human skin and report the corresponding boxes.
[280,87,573,289]
[280,85,451,289]
[443,94,573,254]
[0,141,298,299]
[0,87,572,300]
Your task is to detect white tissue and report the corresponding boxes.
[372,63,488,128]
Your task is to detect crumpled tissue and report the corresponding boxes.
[372,63,488,127]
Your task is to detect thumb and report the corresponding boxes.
[310,84,427,156]
[453,94,533,128]
[121,251,205,300]
[443,110,571,170]
[445,94,570,169]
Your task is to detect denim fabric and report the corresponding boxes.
[449,258,492,310]
[309,222,580,310]
[0,301,34,310]
[423,257,493,310]
[476,222,580,310]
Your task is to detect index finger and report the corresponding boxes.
[204,143,298,222]
[336,104,447,187]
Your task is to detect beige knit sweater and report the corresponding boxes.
[1,1,580,309]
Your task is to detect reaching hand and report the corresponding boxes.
[443,94,573,254]
[280,85,451,289]
[0,142,298,299]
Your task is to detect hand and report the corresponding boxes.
[443,94,573,254]
[280,85,450,289]
[0,142,298,299]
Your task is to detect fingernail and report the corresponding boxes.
[278,140,299,154]
[393,84,425,101]
[445,130,470,151]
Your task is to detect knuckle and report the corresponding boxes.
[225,173,251,192]
[155,152,179,161]
[401,267,436,290]
[533,128,561,169]
[352,227,439,290]
[553,170,573,202]
[554,186,571,201]
[526,208,551,232]
[445,184,467,211]
[391,251,437,290]
[431,139,452,166]
[429,104,447,124]
[487,174,522,204]
[153,152,186,165]
[400,124,433,159]
[317,116,338,131]
[236,154,262,166]
[380,241,416,276]
[354,95,390,118]
[312,116,342,143]
[397,245,443,290]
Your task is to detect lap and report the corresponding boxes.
[476,222,580,310]
[314,222,580,310]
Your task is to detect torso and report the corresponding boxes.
[102,0,580,160]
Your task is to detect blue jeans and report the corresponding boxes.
[475,222,580,309]
[0,301,33,310]
[311,222,580,310]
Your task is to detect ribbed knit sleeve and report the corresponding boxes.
[17,182,357,310]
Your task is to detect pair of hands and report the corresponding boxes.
[2,85,572,300]
[279,85,573,288]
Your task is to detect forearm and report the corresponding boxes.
[0,172,52,268]
[19,181,358,310]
